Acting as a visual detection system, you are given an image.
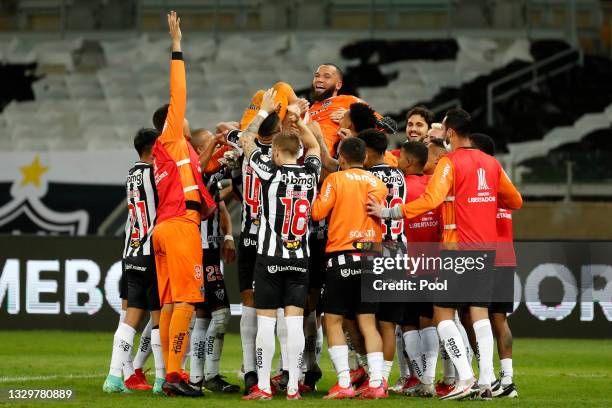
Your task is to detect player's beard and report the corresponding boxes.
[309,85,336,103]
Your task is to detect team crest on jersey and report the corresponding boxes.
[194,264,203,280]
[283,240,302,251]
[353,241,374,251]
[322,100,332,108]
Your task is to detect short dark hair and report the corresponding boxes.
[321,63,343,80]
[134,128,160,157]
[376,116,398,134]
[407,106,434,127]
[429,138,446,150]
[339,137,366,164]
[470,133,496,156]
[444,107,471,137]
[259,112,280,137]
[349,103,377,133]
[273,131,301,157]
[401,141,428,168]
[153,104,169,132]
[357,128,388,156]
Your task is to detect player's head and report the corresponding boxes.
[259,112,281,140]
[406,106,434,142]
[442,107,471,151]
[338,137,366,169]
[189,128,214,155]
[399,140,428,175]
[272,130,301,165]
[134,128,160,162]
[377,116,398,135]
[423,138,447,175]
[339,103,377,134]
[423,122,444,146]
[357,128,388,168]
[470,132,496,156]
[310,63,343,103]
[153,103,190,139]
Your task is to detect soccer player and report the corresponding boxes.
[390,106,434,157]
[311,137,388,399]
[150,11,217,397]
[103,128,165,395]
[368,108,523,400]
[470,133,518,398]
[422,123,445,146]
[396,141,441,397]
[187,129,239,393]
[423,138,447,176]
[236,96,321,400]
[358,129,408,390]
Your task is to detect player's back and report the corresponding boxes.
[123,162,158,258]
[404,174,441,243]
[368,164,407,246]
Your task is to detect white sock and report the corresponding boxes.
[119,310,126,325]
[437,320,473,381]
[133,318,153,370]
[367,352,384,388]
[420,327,439,385]
[440,338,456,383]
[328,345,350,388]
[285,316,305,395]
[402,330,424,380]
[205,309,230,380]
[110,323,136,378]
[396,326,409,379]
[456,315,473,364]
[240,306,257,373]
[315,323,323,364]
[473,319,494,387]
[303,311,317,371]
[189,317,210,384]
[382,360,394,382]
[500,358,513,385]
[151,328,165,379]
[181,312,197,371]
[255,315,276,393]
[276,308,289,372]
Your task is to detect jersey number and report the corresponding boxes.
[381,197,403,236]
[280,197,310,237]
[244,174,261,218]
[128,200,148,239]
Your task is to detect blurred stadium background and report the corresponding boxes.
[1,1,611,336]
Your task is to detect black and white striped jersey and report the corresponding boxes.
[237,139,272,236]
[200,167,229,250]
[123,162,158,258]
[249,151,321,259]
[368,164,407,246]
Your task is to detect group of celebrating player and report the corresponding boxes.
[103,11,522,401]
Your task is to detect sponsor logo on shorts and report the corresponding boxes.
[267,265,307,274]
[194,264,203,280]
[215,288,225,301]
[243,237,257,247]
[340,268,361,278]
[124,263,147,272]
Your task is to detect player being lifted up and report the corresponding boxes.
[236,91,321,400]
[103,129,165,395]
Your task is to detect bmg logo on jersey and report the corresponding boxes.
[281,173,315,189]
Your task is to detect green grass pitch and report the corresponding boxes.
[0,331,610,407]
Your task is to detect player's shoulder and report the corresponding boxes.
[336,94,362,106]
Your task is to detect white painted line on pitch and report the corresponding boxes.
[0,373,107,383]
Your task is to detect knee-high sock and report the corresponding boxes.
[473,319,494,387]
[205,308,230,380]
[285,316,305,395]
[437,320,473,381]
[402,330,424,380]
[315,323,323,364]
[420,327,439,385]
[181,312,196,371]
[189,317,210,384]
[151,327,166,379]
[255,316,277,393]
[167,304,194,378]
[329,345,350,388]
[276,308,288,372]
[395,326,410,379]
[133,318,153,371]
[159,308,172,372]
[440,338,456,383]
[109,323,136,378]
[500,358,513,385]
[302,311,317,371]
[367,352,384,388]
[455,314,473,364]
[382,360,394,382]
[240,306,257,373]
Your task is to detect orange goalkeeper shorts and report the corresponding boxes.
[153,217,204,305]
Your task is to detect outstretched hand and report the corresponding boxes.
[260,88,279,114]
[167,10,182,48]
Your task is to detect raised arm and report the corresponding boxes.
[239,87,278,159]
[498,168,523,210]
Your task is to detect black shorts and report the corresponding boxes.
[377,302,404,324]
[123,255,160,311]
[237,232,258,292]
[308,236,327,289]
[253,255,309,310]
[195,248,231,313]
[398,302,434,326]
[321,257,378,317]
[433,249,495,310]
[120,259,128,300]
[489,266,515,314]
